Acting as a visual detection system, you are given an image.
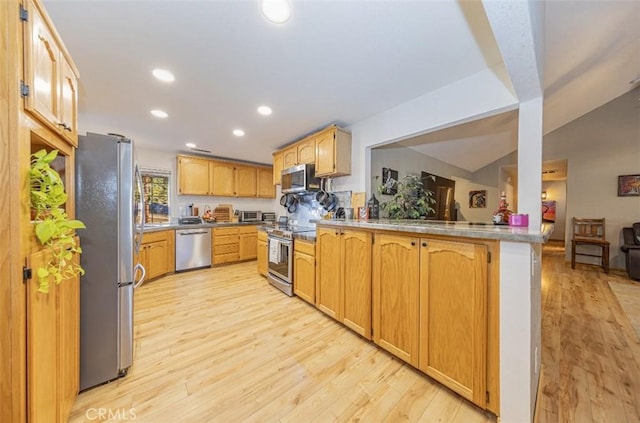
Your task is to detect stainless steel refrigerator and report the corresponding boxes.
[75,132,145,391]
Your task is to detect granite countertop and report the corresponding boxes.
[311,219,553,243]
[142,221,268,233]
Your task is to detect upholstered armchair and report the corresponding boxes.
[621,223,640,280]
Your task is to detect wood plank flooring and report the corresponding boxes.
[536,242,640,423]
[68,244,640,422]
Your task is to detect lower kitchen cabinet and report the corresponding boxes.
[138,230,175,281]
[316,227,372,339]
[293,239,315,304]
[418,238,488,407]
[372,233,420,365]
[213,225,258,265]
[28,248,79,423]
[239,225,258,260]
[257,231,268,276]
[372,232,493,409]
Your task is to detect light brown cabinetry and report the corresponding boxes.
[372,232,492,409]
[418,238,488,407]
[213,225,258,265]
[272,124,351,183]
[283,146,298,169]
[210,161,236,196]
[315,126,351,177]
[138,230,175,281]
[177,156,211,195]
[372,233,420,365]
[257,231,268,276]
[23,0,79,146]
[316,227,372,338]
[256,167,274,198]
[235,165,257,197]
[272,152,283,185]
[177,155,275,198]
[28,248,79,423]
[239,225,258,260]
[293,239,315,305]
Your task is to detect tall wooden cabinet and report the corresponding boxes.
[316,227,372,339]
[2,1,81,421]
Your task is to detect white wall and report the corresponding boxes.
[136,148,280,222]
[543,88,640,269]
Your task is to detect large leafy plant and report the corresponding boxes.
[30,149,85,293]
[378,174,436,219]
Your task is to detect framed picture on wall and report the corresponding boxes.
[468,190,487,208]
[381,168,398,195]
[542,200,556,222]
[618,174,640,196]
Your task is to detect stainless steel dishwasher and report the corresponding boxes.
[175,228,212,272]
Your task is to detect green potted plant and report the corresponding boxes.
[377,173,436,219]
[30,149,85,293]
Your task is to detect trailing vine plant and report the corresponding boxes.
[30,149,85,293]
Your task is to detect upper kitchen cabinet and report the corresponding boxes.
[235,165,257,197]
[210,161,236,196]
[297,137,316,165]
[315,125,351,177]
[177,155,211,195]
[256,167,275,198]
[272,152,283,185]
[22,0,79,147]
[282,145,298,169]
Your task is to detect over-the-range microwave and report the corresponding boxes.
[281,163,321,194]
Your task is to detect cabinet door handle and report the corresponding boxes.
[57,122,72,131]
[422,242,427,247]
[411,241,416,246]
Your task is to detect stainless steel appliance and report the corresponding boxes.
[75,132,145,391]
[175,226,212,272]
[239,210,262,222]
[267,225,315,296]
[262,212,276,223]
[281,163,320,194]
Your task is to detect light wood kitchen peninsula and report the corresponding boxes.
[313,219,553,418]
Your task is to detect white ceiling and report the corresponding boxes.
[43,0,640,170]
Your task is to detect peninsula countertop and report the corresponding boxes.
[312,219,553,243]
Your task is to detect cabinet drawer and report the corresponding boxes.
[294,240,315,256]
[213,235,238,246]
[143,230,171,243]
[213,253,240,265]
[239,225,257,234]
[215,243,239,254]
[213,227,239,236]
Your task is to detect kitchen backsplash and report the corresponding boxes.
[284,191,352,227]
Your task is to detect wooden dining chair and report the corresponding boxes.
[571,217,610,273]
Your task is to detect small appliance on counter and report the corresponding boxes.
[239,210,262,222]
[178,216,202,225]
[262,212,276,223]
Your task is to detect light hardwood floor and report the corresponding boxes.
[68,244,640,422]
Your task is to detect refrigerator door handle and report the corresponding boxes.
[134,162,145,255]
[133,263,146,289]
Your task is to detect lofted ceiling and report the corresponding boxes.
[43,0,639,169]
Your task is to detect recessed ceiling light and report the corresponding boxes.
[257,106,272,116]
[152,68,175,83]
[150,109,168,118]
[260,0,291,24]
[233,129,245,137]
[185,142,196,148]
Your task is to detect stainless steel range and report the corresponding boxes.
[267,225,315,296]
